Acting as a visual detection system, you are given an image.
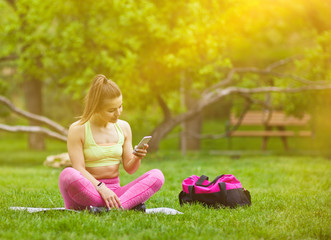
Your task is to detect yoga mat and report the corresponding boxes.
[9,206,183,215]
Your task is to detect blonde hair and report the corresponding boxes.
[80,74,122,124]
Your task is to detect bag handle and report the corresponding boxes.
[195,175,209,186]
[188,185,195,200]
[218,182,227,205]
[196,175,225,187]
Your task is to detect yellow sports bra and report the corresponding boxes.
[83,121,124,167]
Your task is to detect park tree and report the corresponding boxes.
[1,0,63,149]
[1,0,331,152]
[0,0,141,148]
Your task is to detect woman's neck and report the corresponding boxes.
[90,115,109,128]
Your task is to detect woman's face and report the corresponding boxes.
[98,95,123,123]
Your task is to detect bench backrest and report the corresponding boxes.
[230,111,311,126]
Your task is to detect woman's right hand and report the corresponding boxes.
[97,184,122,209]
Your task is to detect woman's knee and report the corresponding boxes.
[148,169,165,185]
[60,167,78,179]
[59,167,82,188]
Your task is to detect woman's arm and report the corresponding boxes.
[67,122,122,209]
[120,120,148,175]
[67,123,99,186]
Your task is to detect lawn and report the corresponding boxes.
[0,134,330,239]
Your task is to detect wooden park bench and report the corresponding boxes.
[227,111,313,150]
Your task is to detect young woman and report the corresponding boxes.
[59,74,164,210]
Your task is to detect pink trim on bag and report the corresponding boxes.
[182,175,243,194]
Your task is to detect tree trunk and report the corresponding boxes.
[181,113,203,150]
[148,119,177,152]
[23,79,45,150]
[149,96,204,152]
[181,93,203,151]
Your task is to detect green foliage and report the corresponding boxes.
[225,0,331,115]
[0,78,8,94]
[1,0,331,129]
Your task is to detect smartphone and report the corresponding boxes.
[136,136,152,149]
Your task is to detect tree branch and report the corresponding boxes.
[201,85,331,110]
[229,67,323,85]
[260,71,326,85]
[0,55,18,62]
[0,124,67,142]
[0,95,68,136]
[265,56,298,70]
[157,95,172,121]
[203,57,322,95]
[175,84,331,127]
[4,0,16,10]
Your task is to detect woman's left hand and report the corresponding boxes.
[133,144,148,159]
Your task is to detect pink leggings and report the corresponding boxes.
[59,167,164,210]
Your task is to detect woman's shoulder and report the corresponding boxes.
[117,119,131,134]
[68,120,85,135]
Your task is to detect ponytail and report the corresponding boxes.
[80,74,122,124]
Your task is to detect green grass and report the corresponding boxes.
[0,133,330,239]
